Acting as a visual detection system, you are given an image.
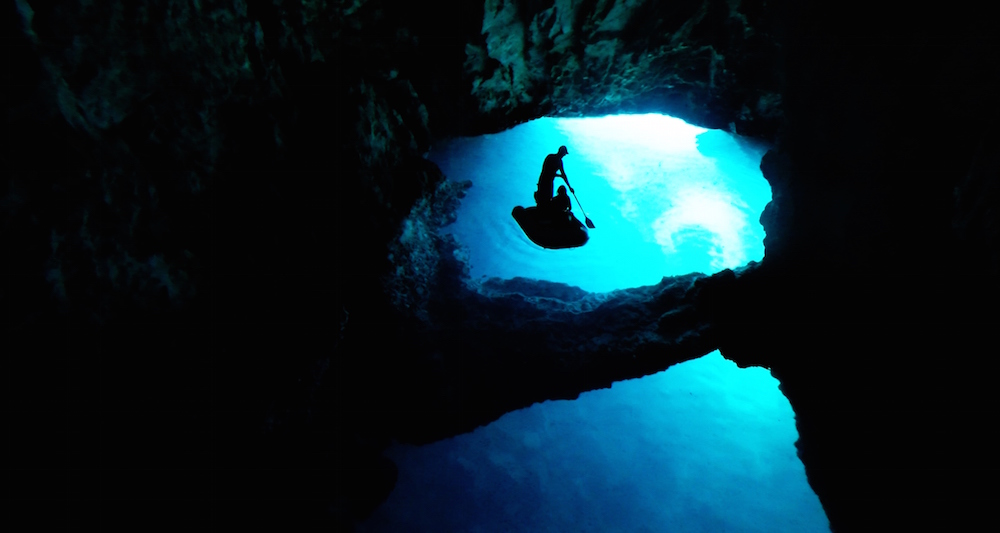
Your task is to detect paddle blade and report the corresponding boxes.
[585,217,595,229]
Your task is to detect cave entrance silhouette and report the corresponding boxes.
[431,113,772,293]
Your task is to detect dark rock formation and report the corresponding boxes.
[378,271,717,445]
[5,0,1000,532]
[464,0,782,138]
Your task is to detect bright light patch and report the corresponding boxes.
[430,113,771,292]
[653,185,749,271]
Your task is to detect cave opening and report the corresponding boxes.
[430,113,772,293]
[359,351,830,532]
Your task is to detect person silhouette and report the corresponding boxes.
[535,145,573,209]
[552,185,572,216]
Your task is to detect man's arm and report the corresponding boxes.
[558,162,573,192]
[560,175,573,193]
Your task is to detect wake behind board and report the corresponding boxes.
[511,206,589,249]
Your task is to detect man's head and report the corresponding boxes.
[557,185,567,195]
[557,145,569,156]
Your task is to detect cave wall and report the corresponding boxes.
[460,0,783,138]
[706,3,1000,530]
[5,0,1000,532]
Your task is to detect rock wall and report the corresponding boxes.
[249,0,787,137]
[463,0,782,138]
[5,0,1000,532]
[708,3,1000,530]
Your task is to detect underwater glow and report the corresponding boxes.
[358,351,830,532]
[361,115,829,531]
[430,113,772,292]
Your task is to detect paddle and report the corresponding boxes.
[568,185,596,229]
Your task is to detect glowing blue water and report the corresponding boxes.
[358,351,830,532]
[430,114,772,292]
[356,116,828,532]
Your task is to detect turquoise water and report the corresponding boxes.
[356,116,828,532]
[358,352,830,532]
[430,114,772,293]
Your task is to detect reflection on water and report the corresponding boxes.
[429,114,771,293]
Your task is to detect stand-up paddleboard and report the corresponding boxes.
[511,206,589,249]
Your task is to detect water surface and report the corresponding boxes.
[356,117,827,532]
[430,114,772,292]
[358,351,830,533]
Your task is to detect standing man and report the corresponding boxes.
[535,145,573,210]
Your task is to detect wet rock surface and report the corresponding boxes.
[5,1,1000,531]
[467,0,782,138]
